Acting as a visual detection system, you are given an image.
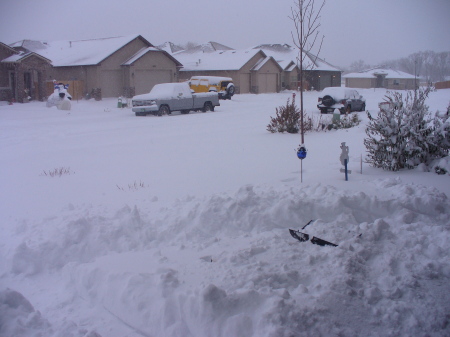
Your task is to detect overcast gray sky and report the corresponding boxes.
[1,0,449,68]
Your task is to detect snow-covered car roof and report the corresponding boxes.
[319,87,362,100]
[133,83,192,100]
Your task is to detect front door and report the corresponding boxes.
[376,75,384,88]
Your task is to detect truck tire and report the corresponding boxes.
[158,105,170,116]
[203,102,214,112]
[226,85,235,99]
[321,95,335,107]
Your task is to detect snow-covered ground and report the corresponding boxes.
[1,88,449,337]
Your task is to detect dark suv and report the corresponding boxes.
[317,87,366,114]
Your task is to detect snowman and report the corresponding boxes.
[46,80,72,110]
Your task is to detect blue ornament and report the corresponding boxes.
[297,146,307,160]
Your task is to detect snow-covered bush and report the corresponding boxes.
[330,113,361,130]
[364,87,449,171]
[267,98,311,134]
[430,108,450,157]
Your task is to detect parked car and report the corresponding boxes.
[188,76,235,100]
[131,82,220,116]
[317,87,365,114]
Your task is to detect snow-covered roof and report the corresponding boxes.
[343,68,416,79]
[177,41,234,54]
[253,44,341,72]
[157,42,184,54]
[175,49,266,72]
[251,56,282,72]
[122,46,182,67]
[9,35,151,67]
[1,51,51,64]
[285,62,297,72]
[1,52,28,63]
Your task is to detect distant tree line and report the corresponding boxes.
[346,51,450,83]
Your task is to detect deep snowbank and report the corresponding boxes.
[1,88,449,336]
[3,181,449,336]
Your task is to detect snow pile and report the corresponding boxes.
[0,88,449,337]
[2,182,449,337]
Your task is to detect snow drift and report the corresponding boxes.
[1,89,449,337]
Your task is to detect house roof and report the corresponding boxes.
[176,41,234,54]
[1,51,51,64]
[0,41,19,55]
[175,49,267,72]
[157,41,184,54]
[9,35,152,67]
[343,68,416,79]
[251,56,283,72]
[122,47,183,67]
[253,44,341,72]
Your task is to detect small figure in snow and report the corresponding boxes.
[340,142,349,166]
[46,80,72,110]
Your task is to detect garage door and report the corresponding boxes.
[134,70,172,95]
[239,73,250,94]
[259,73,278,93]
[319,74,331,90]
[100,70,123,97]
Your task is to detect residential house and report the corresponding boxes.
[254,44,342,91]
[171,42,342,93]
[173,42,283,94]
[343,68,417,90]
[0,41,52,102]
[2,35,182,101]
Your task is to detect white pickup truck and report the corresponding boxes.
[132,82,220,116]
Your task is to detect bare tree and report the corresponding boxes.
[183,41,198,51]
[384,51,450,83]
[289,0,326,144]
[349,59,371,73]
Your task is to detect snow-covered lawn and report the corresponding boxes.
[1,88,449,337]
